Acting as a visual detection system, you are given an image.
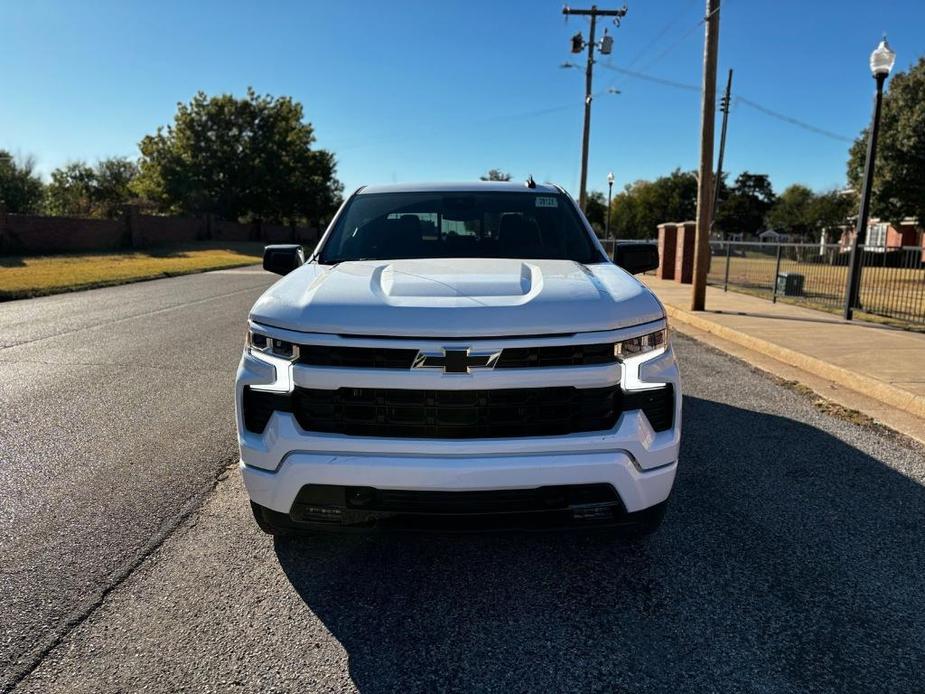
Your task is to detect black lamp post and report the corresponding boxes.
[844,37,896,320]
[606,171,614,240]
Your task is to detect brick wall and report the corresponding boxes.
[213,218,254,243]
[0,207,320,255]
[0,212,125,253]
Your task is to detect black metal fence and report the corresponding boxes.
[706,241,925,325]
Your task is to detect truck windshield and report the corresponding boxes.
[319,191,604,264]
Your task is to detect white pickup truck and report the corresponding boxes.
[236,181,681,537]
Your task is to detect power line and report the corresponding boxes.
[598,63,700,92]
[636,9,709,73]
[734,96,853,143]
[602,0,722,95]
[597,63,854,143]
[620,0,700,72]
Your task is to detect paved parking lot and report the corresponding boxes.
[3,269,925,692]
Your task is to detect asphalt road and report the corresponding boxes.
[4,269,925,692]
[0,268,274,691]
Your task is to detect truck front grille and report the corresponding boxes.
[291,483,620,518]
[241,385,674,437]
[623,385,675,432]
[296,343,616,369]
[290,385,620,439]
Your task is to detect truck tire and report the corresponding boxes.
[250,502,290,536]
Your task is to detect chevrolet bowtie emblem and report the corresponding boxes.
[412,348,502,374]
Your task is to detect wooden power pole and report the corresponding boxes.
[711,68,733,237]
[562,4,628,212]
[690,0,721,311]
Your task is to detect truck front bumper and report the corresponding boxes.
[237,341,682,527]
[242,447,677,521]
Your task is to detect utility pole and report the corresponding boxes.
[712,68,733,239]
[562,4,627,212]
[690,0,721,311]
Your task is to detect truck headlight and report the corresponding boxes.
[246,331,300,361]
[614,328,668,360]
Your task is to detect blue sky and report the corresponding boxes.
[1,0,922,198]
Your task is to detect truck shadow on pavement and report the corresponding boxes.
[274,395,925,693]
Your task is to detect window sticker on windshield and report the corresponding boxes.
[535,196,558,208]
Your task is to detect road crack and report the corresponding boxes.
[3,458,240,693]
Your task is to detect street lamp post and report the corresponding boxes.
[606,171,614,240]
[843,37,896,320]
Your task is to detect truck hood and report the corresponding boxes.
[249,258,664,337]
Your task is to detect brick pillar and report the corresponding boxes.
[656,223,677,280]
[675,221,696,284]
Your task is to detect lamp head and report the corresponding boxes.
[870,37,896,77]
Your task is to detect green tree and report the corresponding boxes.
[847,57,925,225]
[480,169,512,181]
[766,184,814,238]
[584,190,607,235]
[45,157,139,218]
[714,172,776,238]
[45,162,97,216]
[0,151,44,213]
[94,157,139,218]
[610,169,698,240]
[807,189,853,236]
[133,88,343,224]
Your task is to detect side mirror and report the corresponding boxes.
[613,241,659,275]
[263,244,305,275]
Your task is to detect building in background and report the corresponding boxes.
[837,217,924,262]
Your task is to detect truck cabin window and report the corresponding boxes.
[319,192,604,264]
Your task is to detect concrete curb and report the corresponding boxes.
[664,304,925,420]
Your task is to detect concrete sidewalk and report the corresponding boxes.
[643,277,925,440]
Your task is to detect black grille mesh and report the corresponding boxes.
[623,385,674,432]
[241,388,291,434]
[242,385,674,437]
[496,343,614,368]
[297,343,616,369]
[291,483,620,517]
[298,345,419,369]
[291,385,620,439]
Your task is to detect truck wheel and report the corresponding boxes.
[250,502,289,536]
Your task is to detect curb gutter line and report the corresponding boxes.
[664,305,925,420]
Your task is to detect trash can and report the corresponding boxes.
[776,272,804,297]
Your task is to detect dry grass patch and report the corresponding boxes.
[0,243,265,300]
[781,380,876,427]
[707,253,925,330]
